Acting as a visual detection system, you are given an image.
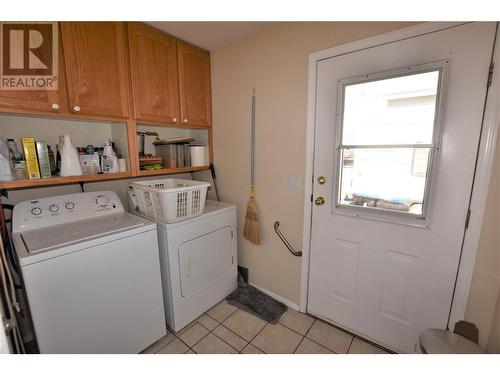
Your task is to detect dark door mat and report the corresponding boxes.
[227,285,287,324]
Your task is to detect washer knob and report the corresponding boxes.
[31,207,42,216]
[65,202,75,210]
[96,195,109,206]
[49,204,59,213]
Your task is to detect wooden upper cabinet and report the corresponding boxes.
[128,23,180,124]
[0,27,67,115]
[177,41,212,127]
[60,22,129,118]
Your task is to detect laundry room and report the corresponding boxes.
[1,1,500,374]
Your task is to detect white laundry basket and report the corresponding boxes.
[131,178,210,223]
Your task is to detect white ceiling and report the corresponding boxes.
[146,22,274,51]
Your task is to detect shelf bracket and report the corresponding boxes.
[78,182,84,192]
[0,189,8,199]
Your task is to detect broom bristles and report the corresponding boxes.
[244,197,260,245]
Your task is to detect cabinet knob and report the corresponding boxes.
[183,118,188,124]
[73,105,81,113]
[51,103,60,110]
[172,117,177,123]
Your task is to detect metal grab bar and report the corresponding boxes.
[274,221,302,257]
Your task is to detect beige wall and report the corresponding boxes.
[210,22,417,304]
[465,131,500,352]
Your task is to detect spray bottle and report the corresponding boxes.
[101,139,119,173]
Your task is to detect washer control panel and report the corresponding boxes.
[13,191,124,233]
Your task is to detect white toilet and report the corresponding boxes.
[418,329,483,354]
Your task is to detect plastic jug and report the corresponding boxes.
[0,139,14,181]
[59,135,83,176]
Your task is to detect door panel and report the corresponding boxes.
[128,23,180,124]
[177,41,212,127]
[308,23,496,353]
[178,226,233,297]
[60,22,129,118]
[331,239,359,303]
[379,250,417,323]
[0,30,67,114]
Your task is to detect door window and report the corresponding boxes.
[335,62,446,219]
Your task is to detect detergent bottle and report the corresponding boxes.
[101,139,119,173]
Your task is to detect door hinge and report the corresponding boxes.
[487,62,494,87]
[310,194,313,202]
[465,208,472,229]
[230,230,234,239]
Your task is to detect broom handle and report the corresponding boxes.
[251,88,256,198]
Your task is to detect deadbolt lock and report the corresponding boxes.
[317,176,326,185]
[314,196,325,206]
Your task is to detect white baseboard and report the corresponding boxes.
[248,283,300,311]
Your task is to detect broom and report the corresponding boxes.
[243,89,260,245]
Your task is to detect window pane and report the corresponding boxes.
[338,148,430,215]
[342,71,440,145]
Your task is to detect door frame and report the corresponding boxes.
[300,22,500,334]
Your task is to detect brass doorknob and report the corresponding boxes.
[315,196,325,206]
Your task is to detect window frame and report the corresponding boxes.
[333,60,449,227]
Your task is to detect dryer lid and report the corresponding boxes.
[20,213,148,254]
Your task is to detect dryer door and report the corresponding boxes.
[178,226,234,297]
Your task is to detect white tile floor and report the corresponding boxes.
[142,299,390,354]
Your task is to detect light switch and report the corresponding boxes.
[287,176,301,190]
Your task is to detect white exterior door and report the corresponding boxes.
[308,22,497,353]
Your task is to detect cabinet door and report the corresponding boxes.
[128,23,180,124]
[0,32,66,114]
[60,22,129,118]
[177,42,212,127]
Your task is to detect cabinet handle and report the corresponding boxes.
[73,105,81,113]
[51,103,60,110]
[183,118,188,124]
[172,117,177,123]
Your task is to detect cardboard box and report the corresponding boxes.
[36,141,52,179]
[21,137,40,179]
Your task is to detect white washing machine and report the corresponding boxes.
[12,191,166,353]
[129,191,238,332]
